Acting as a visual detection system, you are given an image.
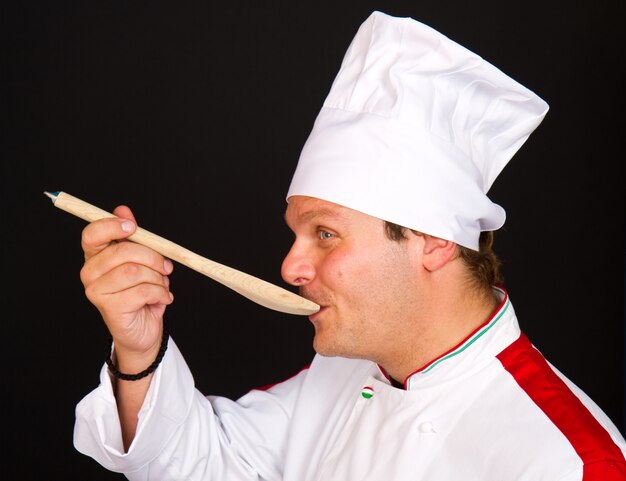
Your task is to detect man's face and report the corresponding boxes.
[282,196,423,363]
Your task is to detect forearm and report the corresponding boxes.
[114,374,153,451]
[112,341,162,451]
[74,338,301,479]
[74,339,190,475]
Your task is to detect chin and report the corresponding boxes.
[313,334,361,360]
[312,334,340,357]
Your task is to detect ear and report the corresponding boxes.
[421,234,458,272]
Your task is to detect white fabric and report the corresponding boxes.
[74,291,626,480]
[287,11,549,250]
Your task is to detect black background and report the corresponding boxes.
[4,1,625,479]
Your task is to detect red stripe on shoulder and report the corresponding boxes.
[497,334,626,479]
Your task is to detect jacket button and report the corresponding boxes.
[418,421,435,433]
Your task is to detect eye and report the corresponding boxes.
[317,230,334,241]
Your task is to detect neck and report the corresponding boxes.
[380,285,499,384]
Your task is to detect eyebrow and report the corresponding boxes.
[284,206,347,228]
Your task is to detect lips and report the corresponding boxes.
[299,288,330,321]
[303,299,327,318]
[307,306,327,327]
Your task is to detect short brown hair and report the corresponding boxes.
[384,221,503,289]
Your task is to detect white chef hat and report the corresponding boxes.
[287,11,549,250]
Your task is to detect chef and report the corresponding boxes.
[74,11,626,480]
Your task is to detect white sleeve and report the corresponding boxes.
[73,338,306,480]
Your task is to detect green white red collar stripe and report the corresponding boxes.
[407,287,510,380]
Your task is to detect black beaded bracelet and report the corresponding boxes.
[105,321,170,381]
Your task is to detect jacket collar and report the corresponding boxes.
[376,287,520,390]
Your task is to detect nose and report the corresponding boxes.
[281,241,316,286]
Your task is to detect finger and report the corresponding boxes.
[85,262,170,299]
[82,216,137,261]
[98,283,174,325]
[85,264,173,315]
[81,241,174,288]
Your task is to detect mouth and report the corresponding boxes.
[299,289,329,322]
[308,305,328,323]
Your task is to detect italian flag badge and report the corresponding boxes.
[361,386,374,399]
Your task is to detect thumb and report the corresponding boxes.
[113,205,138,224]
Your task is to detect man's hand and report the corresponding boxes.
[80,205,174,374]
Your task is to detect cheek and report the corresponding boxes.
[324,251,384,303]
[318,250,349,282]
[318,242,413,306]
[355,244,415,300]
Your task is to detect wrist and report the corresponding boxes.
[106,321,169,381]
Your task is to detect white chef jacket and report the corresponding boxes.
[74,289,626,480]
